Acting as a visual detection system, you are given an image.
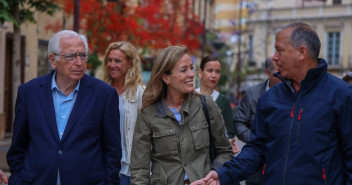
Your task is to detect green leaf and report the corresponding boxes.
[0,0,8,8]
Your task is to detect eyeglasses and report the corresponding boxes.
[55,52,89,62]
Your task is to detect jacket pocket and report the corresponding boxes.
[21,170,36,183]
[152,128,177,156]
[190,121,210,150]
[150,163,168,185]
[87,170,106,184]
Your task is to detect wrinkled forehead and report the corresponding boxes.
[277,28,292,38]
[275,29,293,46]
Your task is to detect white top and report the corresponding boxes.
[195,87,219,102]
[119,84,145,176]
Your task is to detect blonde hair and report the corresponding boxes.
[141,45,188,111]
[102,41,144,99]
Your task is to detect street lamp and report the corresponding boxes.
[74,0,79,32]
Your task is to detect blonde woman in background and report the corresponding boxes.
[130,46,233,185]
[102,41,145,185]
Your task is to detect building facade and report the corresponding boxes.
[0,11,66,137]
[0,0,211,137]
[247,0,352,77]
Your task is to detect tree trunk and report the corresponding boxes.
[12,6,21,123]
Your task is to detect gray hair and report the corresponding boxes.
[265,57,274,73]
[277,22,321,60]
[48,30,88,61]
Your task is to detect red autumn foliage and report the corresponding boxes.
[45,0,204,55]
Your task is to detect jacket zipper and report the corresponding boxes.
[262,164,266,175]
[296,108,303,142]
[322,168,327,185]
[274,73,295,95]
[274,72,302,185]
[290,106,295,118]
[283,95,300,185]
[282,108,295,185]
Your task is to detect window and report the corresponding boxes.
[248,35,253,60]
[326,32,340,66]
[333,0,341,5]
[38,39,50,76]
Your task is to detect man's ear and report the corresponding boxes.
[298,46,308,60]
[162,73,169,85]
[49,54,57,69]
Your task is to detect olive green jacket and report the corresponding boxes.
[130,94,234,185]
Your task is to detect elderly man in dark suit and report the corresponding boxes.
[7,30,121,185]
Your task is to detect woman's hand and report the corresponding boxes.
[231,138,240,154]
[0,169,8,184]
[190,171,220,185]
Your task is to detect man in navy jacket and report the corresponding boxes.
[192,22,352,185]
[7,30,121,185]
[233,57,280,185]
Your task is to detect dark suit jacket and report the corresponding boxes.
[7,71,121,185]
[233,80,268,143]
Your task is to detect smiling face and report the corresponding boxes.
[49,36,87,83]
[163,54,194,97]
[106,49,131,80]
[272,29,301,80]
[199,60,221,90]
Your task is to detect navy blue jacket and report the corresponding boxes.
[7,71,122,185]
[217,59,352,185]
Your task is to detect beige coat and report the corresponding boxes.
[130,94,234,185]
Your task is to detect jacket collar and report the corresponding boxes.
[39,70,93,142]
[261,79,269,93]
[155,93,192,118]
[125,85,144,103]
[301,58,327,88]
[274,58,327,94]
[40,70,92,89]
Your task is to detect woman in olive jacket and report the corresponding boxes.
[130,46,234,185]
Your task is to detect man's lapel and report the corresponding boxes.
[39,71,60,142]
[60,75,92,142]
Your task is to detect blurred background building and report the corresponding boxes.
[247,0,352,78]
[0,10,66,139]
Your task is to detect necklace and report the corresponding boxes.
[200,87,214,95]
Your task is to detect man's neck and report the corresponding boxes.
[56,77,79,96]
